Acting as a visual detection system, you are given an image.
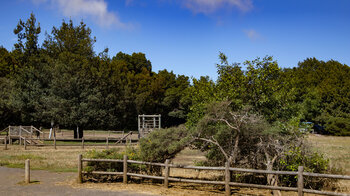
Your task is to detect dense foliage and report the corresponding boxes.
[1,13,350,136]
[0,14,191,132]
[139,125,190,163]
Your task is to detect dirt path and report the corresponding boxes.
[0,167,156,196]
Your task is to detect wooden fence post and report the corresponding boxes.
[123,155,128,184]
[54,137,57,150]
[19,136,22,145]
[25,159,30,183]
[106,137,109,149]
[78,154,82,183]
[298,166,304,196]
[24,138,27,150]
[225,161,231,196]
[9,135,12,145]
[82,137,84,149]
[4,136,8,150]
[164,159,170,188]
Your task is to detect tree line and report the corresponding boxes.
[1,13,349,136]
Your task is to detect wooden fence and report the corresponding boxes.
[78,155,350,196]
[0,136,135,150]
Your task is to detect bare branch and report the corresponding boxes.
[194,136,229,161]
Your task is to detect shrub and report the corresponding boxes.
[325,116,350,136]
[139,125,190,163]
[83,146,144,182]
[279,146,333,189]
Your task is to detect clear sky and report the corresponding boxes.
[0,0,349,80]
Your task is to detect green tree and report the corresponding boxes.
[13,12,41,66]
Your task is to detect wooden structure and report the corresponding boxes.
[1,126,43,145]
[2,126,42,138]
[79,155,350,196]
[138,114,161,138]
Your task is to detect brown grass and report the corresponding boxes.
[0,145,125,172]
[307,134,350,174]
[1,134,350,195]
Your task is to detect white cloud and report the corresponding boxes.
[182,0,253,14]
[243,29,261,41]
[31,0,132,29]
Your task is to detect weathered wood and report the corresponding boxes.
[25,159,30,183]
[170,164,224,171]
[82,158,123,163]
[4,136,7,150]
[81,137,84,149]
[9,135,12,145]
[78,154,82,183]
[139,114,162,118]
[24,138,27,150]
[303,172,350,180]
[127,173,165,180]
[82,170,348,196]
[225,161,231,196]
[229,167,297,175]
[298,166,304,196]
[81,157,350,196]
[54,137,57,150]
[115,132,132,144]
[106,137,109,149]
[123,155,128,184]
[164,159,170,188]
[127,160,165,167]
[168,177,225,185]
[83,171,123,175]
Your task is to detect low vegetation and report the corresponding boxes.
[0,145,117,172]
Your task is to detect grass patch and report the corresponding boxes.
[0,145,124,172]
[43,141,107,145]
[308,134,350,174]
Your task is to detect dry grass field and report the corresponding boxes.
[0,145,126,172]
[0,134,349,195]
[307,134,350,174]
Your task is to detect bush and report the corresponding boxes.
[139,125,190,163]
[279,146,334,189]
[83,146,144,182]
[325,117,350,136]
[83,125,190,182]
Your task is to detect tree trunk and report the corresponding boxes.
[74,126,84,139]
[231,134,240,164]
[267,161,281,196]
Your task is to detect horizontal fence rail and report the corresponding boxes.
[78,155,350,196]
[2,136,136,150]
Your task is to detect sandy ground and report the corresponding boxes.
[0,167,156,196]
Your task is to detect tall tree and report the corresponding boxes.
[13,12,41,65]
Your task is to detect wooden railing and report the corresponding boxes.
[3,136,135,150]
[78,155,350,196]
[0,136,8,150]
[115,131,132,144]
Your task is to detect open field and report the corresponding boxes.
[0,145,126,172]
[308,134,350,174]
[41,129,139,140]
[1,134,350,195]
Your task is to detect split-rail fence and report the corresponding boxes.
[78,155,350,196]
[0,134,134,150]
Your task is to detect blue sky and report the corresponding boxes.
[0,0,349,80]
